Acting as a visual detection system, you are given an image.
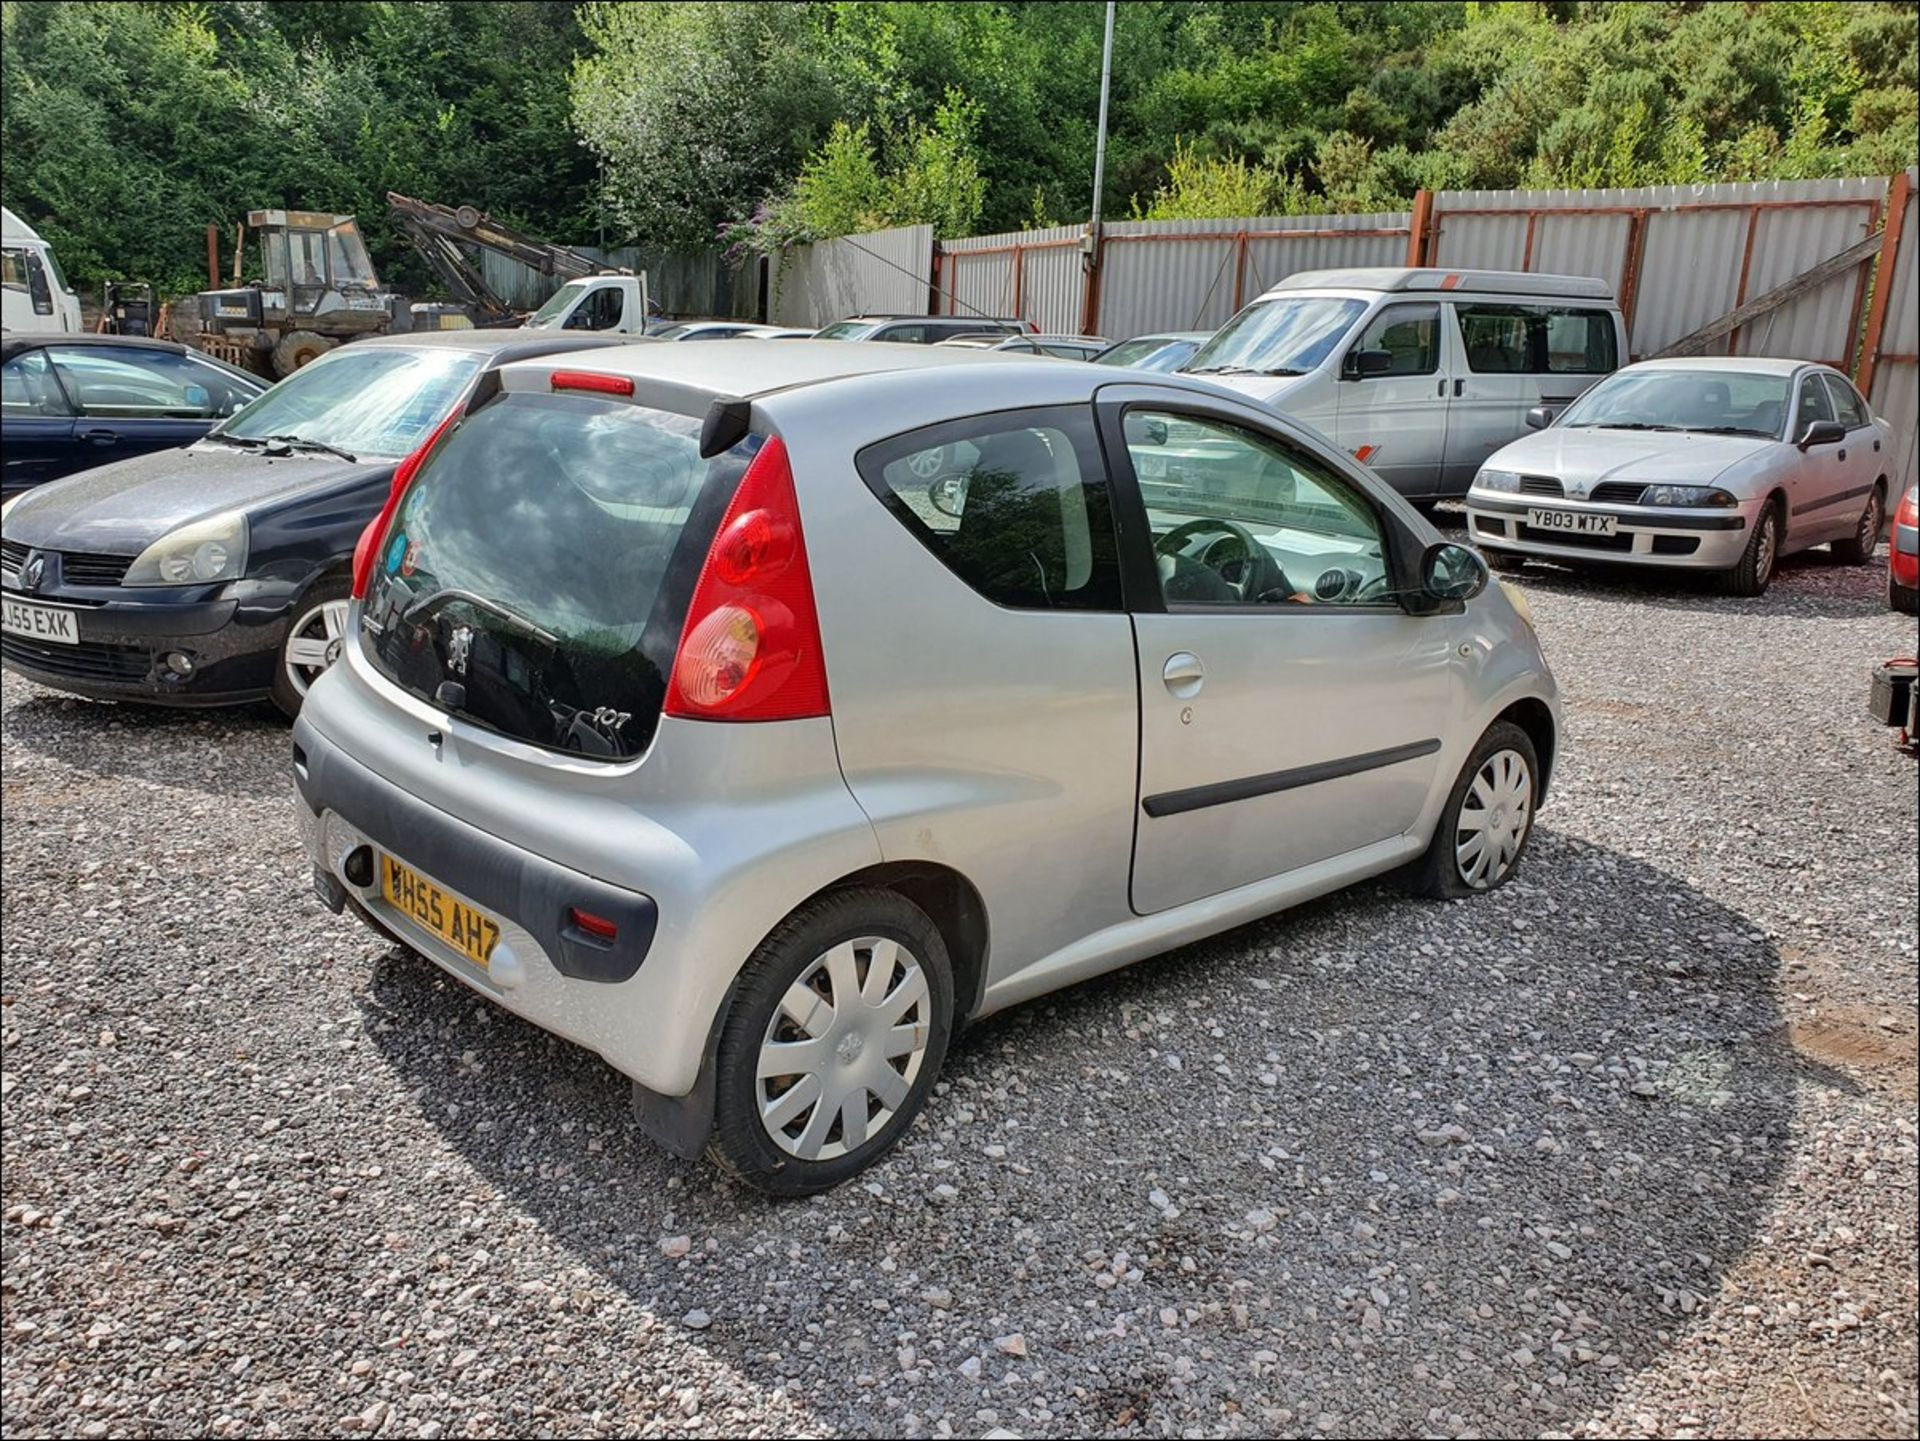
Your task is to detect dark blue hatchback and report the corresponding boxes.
[1,334,267,498]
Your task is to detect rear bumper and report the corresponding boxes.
[1465,494,1752,570]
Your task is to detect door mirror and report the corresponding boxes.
[1342,348,1394,380]
[1797,418,1846,450]
[928,473,968,518]
[1421,542,1489,604]
[1525,404,1554,430]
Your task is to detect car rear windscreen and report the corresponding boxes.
[359,389,750,759]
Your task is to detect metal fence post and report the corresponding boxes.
[1857,170,1911,395]
[1407,190,1435,267]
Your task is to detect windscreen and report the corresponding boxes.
[525,282,586,329]
[1558,370,1789,438]
[813,320,875,340]
[360,390,749,759]
[216,346,481,458]
[1183,297,1366,378]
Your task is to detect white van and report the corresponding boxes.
[522,273,651,334]
[1183,268,1626,499]
[1,207,83,335]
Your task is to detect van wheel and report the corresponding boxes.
[1831,483,1884,565]
[709,888,953,1196]
[1721,502,1781,597]
[1399,721,1539,901]
[271,578,352,718]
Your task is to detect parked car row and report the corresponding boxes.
[1,266,1905,1195]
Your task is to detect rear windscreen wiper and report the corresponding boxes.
[403,588,559,645]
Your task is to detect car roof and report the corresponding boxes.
[1266,267,1615,301]
[840,314,1021,324]
[1,332,195,361]
[1619,356,1820,379]
[1120,332,1211,344]
[355,328,634,363]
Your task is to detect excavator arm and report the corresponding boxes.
[387,192,606,326]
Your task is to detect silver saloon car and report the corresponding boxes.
[292,340,1561,1193]
[1466,357,1893,596]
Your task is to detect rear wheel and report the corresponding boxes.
[709,888,953,1195]
[271,578,352,718]
[1831,483,1884,565]
[1721,501,1781,597]
[1891,576,1919,615]
[1400,721,1539,900]
[272,330,335,377]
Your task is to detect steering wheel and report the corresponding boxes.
[1155,517,1291,602]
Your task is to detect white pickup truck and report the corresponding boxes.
[521,274,653,335]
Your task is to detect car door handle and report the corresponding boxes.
[1838,449,1848,461]
[1453,378,1465,397]
[79,429,120,446]
[1163,652,1205,698]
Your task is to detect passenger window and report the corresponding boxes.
[1456,304,1617,374]
[1350,303,1439,376]
[858,408,1121,611]
[566,286,624,331]
[1797,375,1837,427]
[1124,410,1392,608]
[1823,375,1869,430]
[44,347,251,418]
[877,324,928,344]
[1,351,73,417]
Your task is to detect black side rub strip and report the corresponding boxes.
[1791,483,1874,517]
[1142,738,1443,818]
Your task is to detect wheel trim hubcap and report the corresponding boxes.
[1455,748,1533,889]
[284,599,351,697]
[1861,496,1880,548]
[1757,516,1777,581]
[756,937,930,1161]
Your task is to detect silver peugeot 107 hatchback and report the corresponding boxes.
[293,341,1561,1193]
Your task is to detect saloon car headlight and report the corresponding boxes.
[0,492,22,527]
[122,511,249,587]
[1640,484,1738,508]
[1476,469,1521,494]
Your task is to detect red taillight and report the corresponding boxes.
[567,906,618,941]
[351,410,462,599]
[664,436,829,722]
[550,369,633,396]
[1898,488,1919,527]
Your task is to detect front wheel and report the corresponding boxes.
[1400,721,1539,900]
[1831,484,1884,565]
[1721,502,1781,597]
[271,578,352,718]
[272,330,335,377]
[709,888,953,1195]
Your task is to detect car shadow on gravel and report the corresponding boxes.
[1493,549,1895,620]
[358,830,1840,1438]
[0,688,286,799]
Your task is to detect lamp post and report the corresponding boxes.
[1081,0,1116,333]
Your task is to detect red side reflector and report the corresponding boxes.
[567,906,618,941]
[550,370,633,396]
[351,409,462,599]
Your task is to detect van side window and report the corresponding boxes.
[1455,304,1617,374]
[857,407,1121,611]
[1351,303,1439,376]
[566,286,624,331]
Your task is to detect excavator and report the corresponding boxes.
[167,195,649,376]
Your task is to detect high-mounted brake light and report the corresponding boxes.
[664,436,829,722]
[550,369,634,396]
[351,410,462,599]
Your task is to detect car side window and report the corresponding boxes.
[566,286,624,331]
[857,407,1121,611]
[1796,374,1837,428]
[1822,374,1870,430]
[1123,410,1392,608]
[43,347,253,419]
[1351,303,1439,376]
[1,351,74,418]
[876,324,928,344]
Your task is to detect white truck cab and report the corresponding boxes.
[1184,268,1626,499]
[2,207,83,335]
[522,273,652,335]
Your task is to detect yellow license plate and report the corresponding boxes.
[380,855,500,968]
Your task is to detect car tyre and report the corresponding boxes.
[1891,576,1920,615]
[271,577,353,718]
[709,888,954,1196]
[1831,483,1884,565]
[1400,721,1539,901]
[1721,501,1781,597]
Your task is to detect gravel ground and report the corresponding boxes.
[3,539,1916,1440]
